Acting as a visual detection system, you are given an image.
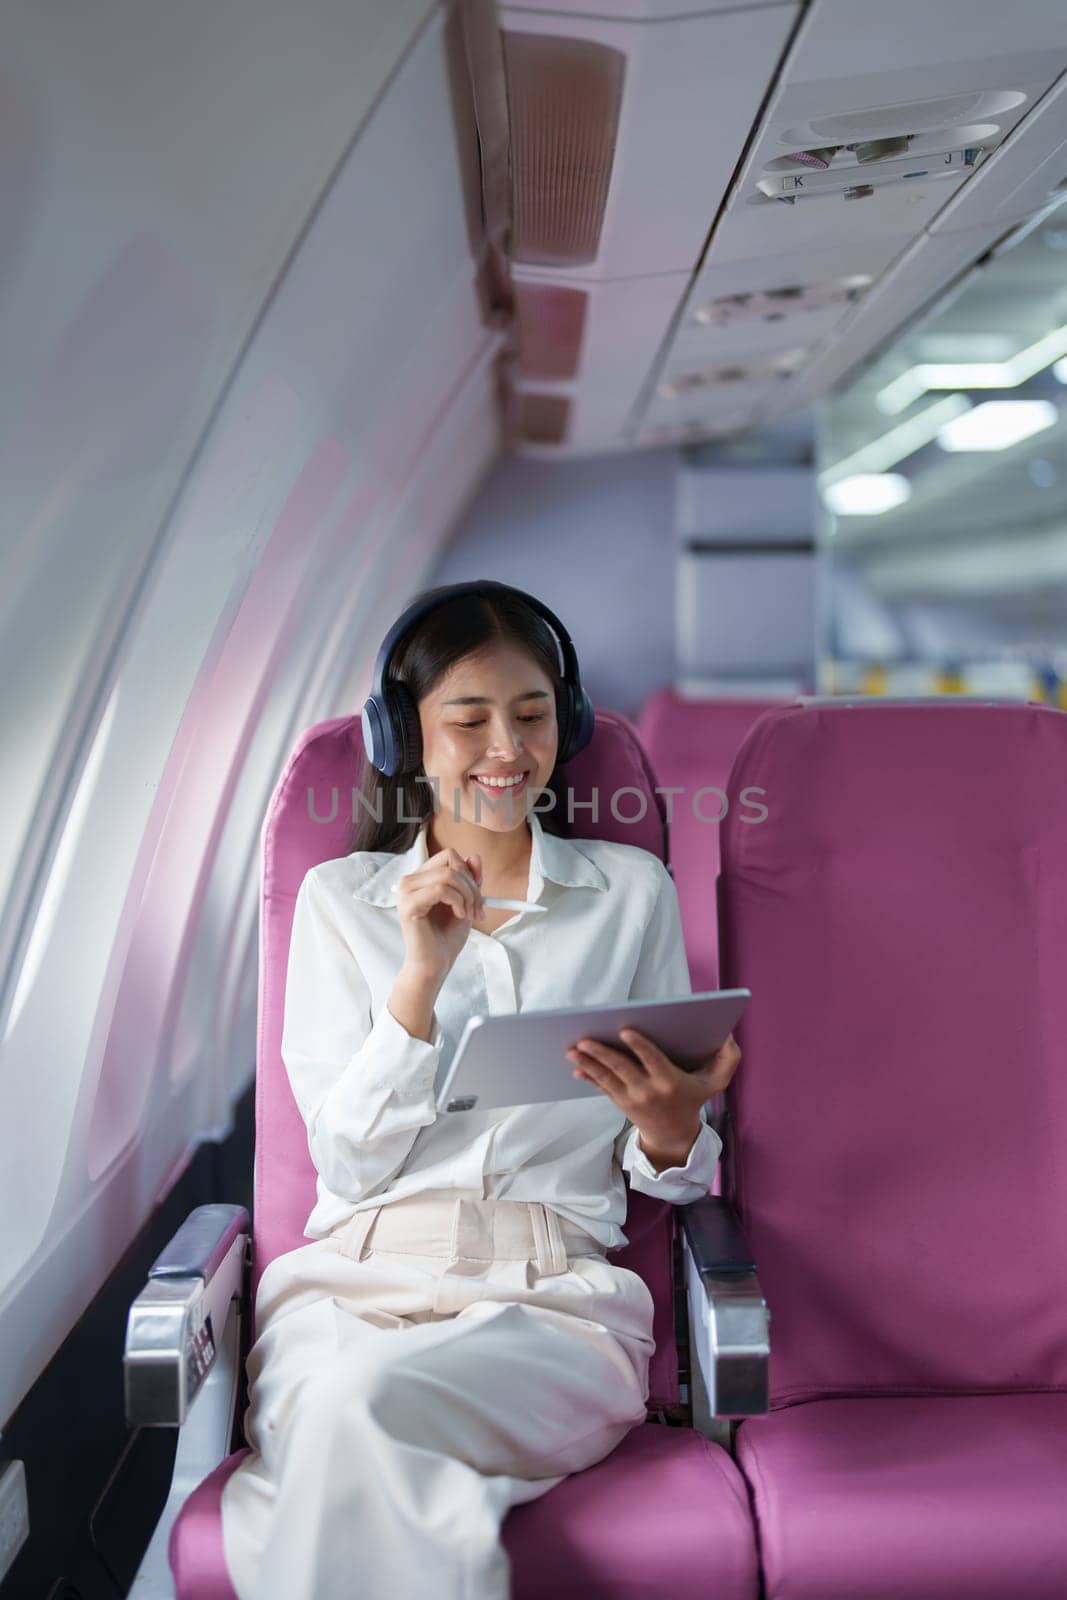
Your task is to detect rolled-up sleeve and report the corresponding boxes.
[617,1118,722,1202]
[614,858,722,1202]
[280,867,444,1202]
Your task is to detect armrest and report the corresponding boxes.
[679,1195,770,1420]
[683,1190,756,1274]
[124,1204,250,1426]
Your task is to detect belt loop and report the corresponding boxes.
[530,1202,568,1276]
[340,1206,381,1262]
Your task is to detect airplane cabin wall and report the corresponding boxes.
[0,0,503,1427]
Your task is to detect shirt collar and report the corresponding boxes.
[351,807,607,908]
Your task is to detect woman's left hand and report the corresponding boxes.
[565,1029,742,1151]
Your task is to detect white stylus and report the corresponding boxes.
[481,896,548,914]
[458,868,547,916]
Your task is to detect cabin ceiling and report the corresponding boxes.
[492,0,1067,460]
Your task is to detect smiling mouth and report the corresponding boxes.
[467,771,531,792]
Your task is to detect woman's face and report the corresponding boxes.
[419,639,559,830]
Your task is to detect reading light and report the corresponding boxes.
[936,400,1058,451]
[821,473,912,515]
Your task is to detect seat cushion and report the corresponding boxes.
[171,1424,759,1599]
[508,1422,758,1600]
[169,1449,249,1600]
[735,1392,1067,1600]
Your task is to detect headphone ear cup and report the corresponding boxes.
[575,687,595,755]
[558,685,595,765]
[391,682,424,775]
[360,698,385,773]
[555,685,577,766]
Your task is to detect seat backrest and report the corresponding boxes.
[637,685,789,991]
[257,705,685,1405]
[718,699,1067,1409]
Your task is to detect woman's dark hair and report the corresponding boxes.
[350,587,573,855]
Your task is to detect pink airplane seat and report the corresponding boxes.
[168,705,760,1600]
[637,686,790,994]
[718,698,1067,1599]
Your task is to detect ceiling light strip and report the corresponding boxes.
[876,323,1067,415]
[819,394,972,486]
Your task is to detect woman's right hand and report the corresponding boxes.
[396,845,486,980]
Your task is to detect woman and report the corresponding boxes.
[220,582,741,1600]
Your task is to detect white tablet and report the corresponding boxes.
[435,989,751,1113]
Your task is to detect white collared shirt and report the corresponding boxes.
[281,809,723,1249]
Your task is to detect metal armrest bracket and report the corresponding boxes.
[680,1195,770,1422]
[124,1204,249,1427]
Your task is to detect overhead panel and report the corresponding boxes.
[645,354,803,436]
[651,243,886,440]
[928,70,1067,238]
[510,271,690,451]
[712,54,1057,264]
[634,0,1067,443]
[757,232,1009,424]
[758,77,1067,419]
[670,252,883,368]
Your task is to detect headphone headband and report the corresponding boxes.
[360,580,595,777]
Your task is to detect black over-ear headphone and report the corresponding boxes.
[360,580,595,777]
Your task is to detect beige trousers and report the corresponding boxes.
[219,1187,657,1600]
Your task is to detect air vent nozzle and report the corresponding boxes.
[782,135,913,170]
[779,90,1025,147]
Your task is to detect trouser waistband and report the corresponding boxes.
[335,1188,607,1277]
